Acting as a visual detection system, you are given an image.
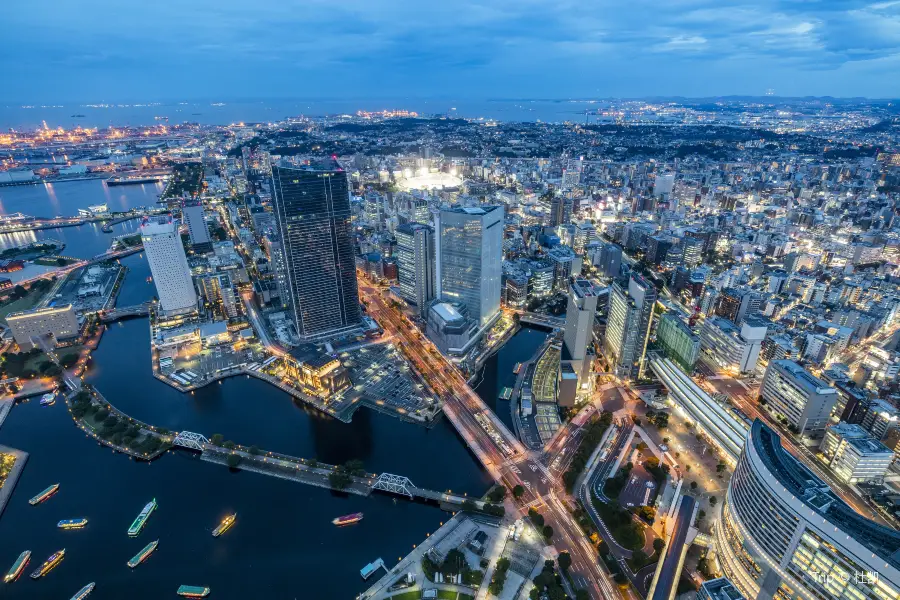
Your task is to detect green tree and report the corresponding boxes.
[632,549,648,568]
[248,445,261,456]
[222,440,235,450]
[528,508,544,528]
[653,538,666,554]
[344,459,365,476]
[690,481,698,490]
[709,496,718,506]
[329,470,352,490]
[512,484,525,499]
[557,551,572,573]
[542,525,554,541]
[226,454,242,468]
[210,433,224,445]
[575,590,590,600]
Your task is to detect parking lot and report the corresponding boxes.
[340,343,439,420]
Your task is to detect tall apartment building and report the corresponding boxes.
[716,287,761,324]
[861,399,900,440]
[656,312,700,372]
[7,304,79,350]
[699,316,767,374]
[395,222,435,316]
[271,161,362,341]
[435,205,503,328]
[820,423,894,484]
[141,216,197,314]
[760,360,838,435]
[604,273,656,380]
[182,198,212,254]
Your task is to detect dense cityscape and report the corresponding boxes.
[0,95,897,600]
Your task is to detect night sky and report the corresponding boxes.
[3,0,900,101]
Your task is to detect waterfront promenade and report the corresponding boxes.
[0,445,28,519]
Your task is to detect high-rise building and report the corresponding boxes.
[271,161,362,341]
[717,420,900,600]
[548,195,572,227]
[699,316,767,375]
[716,287,762,324]
[395,222,435,316]
[181,198,212,254]
[7,304,79,350]
[198,272,240,319]
[647,236,672,266]
[656,312,700,372]
[681,236,704,268]
[435,205,503,327]
[604,273,656,380]
[819,423,894,484]
[141,216,197,314]
[559,279,603,406]
[595,243,622,278]
[760,360,838,435]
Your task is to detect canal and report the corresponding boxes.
[0,184,497,599]
[473,326,551,430]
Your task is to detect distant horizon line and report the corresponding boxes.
[2,94,899,106]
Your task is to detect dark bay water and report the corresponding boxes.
[0,190,493,598]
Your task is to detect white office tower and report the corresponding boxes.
[141,216,197,314]
[654,172,675,196]
[604,273,657,381]
[182,198,212,253]
[434,206,503,327]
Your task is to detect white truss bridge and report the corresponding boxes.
[371,473,486,509]
[172,431,209,451]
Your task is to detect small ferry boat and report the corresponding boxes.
[70,582,96,599]
[212,513,236,537]
[332,512,364,526]
[57,518,88,530]
[39,393,56,406]
[127,540,158,568]
[3,550,30,582]
[513,363,523,374]
[29,483,59,505]
[177,585,210,597]
[30,549,64,579]
[127,499,157,537]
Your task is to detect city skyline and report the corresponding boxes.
[3,1,900,102]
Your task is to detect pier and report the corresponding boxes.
[0,445,29,520]
[360,558,386,580]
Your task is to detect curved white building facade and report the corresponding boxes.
[717,420,900,600]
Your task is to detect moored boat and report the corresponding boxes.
[332,512,364,526]
[127,498,157,536]
[39,393,55,406]
[28,483,59,505]
[211,513,236,537]
[127,540,158,568]
[3,550,30,583]
[70,582,95,599]
[177,584,210,597]
[57,518,88,529]
[29,549,64,579]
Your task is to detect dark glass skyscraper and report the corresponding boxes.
[272,161,362,341]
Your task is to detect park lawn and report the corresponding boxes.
[437,590,458,600]
[0,289,46,321]
[459,595,474,600]
[389,591,420,600]
[0,452,17,488]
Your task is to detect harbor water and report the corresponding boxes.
[0,186,494,599]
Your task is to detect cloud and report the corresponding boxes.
[0,0,898,100]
